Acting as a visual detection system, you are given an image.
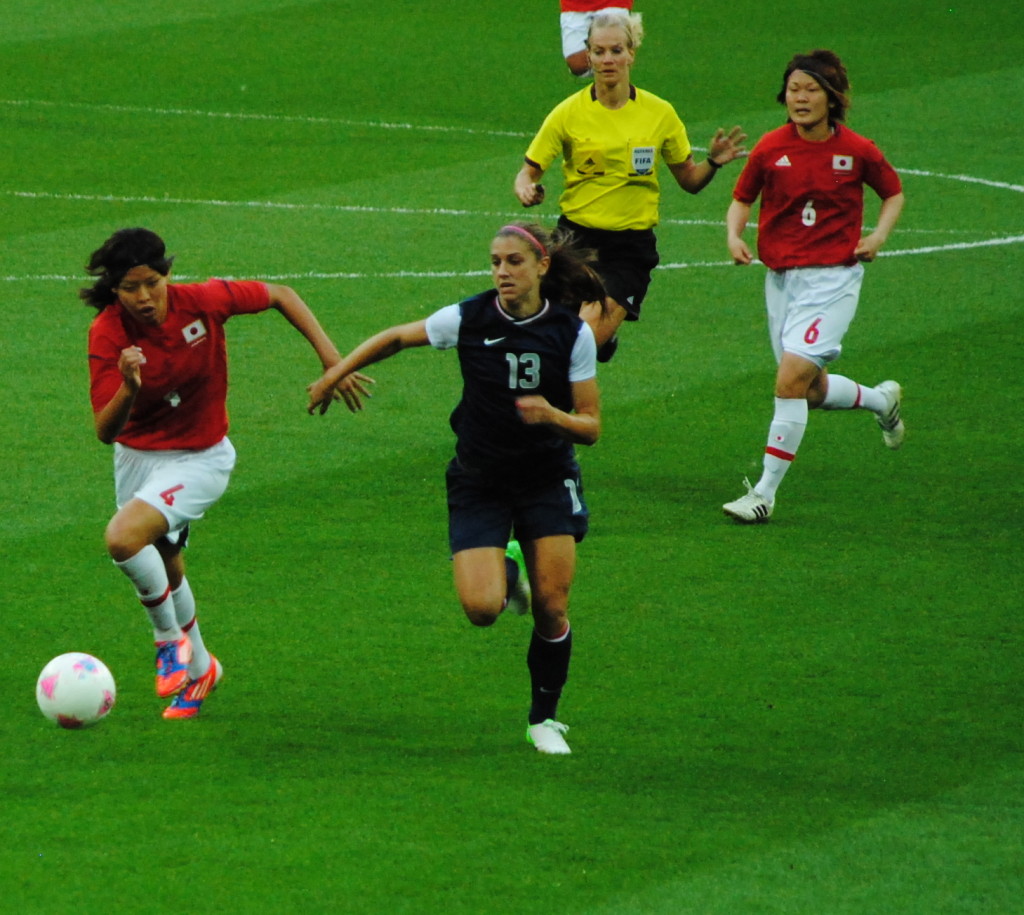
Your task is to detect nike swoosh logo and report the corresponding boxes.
[484,337,506,345]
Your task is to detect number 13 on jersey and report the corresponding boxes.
[506,352,541,390]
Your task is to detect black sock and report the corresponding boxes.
[504,556,519,603]
[527,626,572,725]
[596,335,619,363]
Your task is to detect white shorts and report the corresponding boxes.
[560,8,631,57]
[113,437,237,543]
[764,264,864,367]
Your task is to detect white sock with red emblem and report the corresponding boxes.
[755,397,808,502]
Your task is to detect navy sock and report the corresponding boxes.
[504,556,519,601]
[527,627,572,725]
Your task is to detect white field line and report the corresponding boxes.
[8,189,504,219]
[0,98,533,139]
[8,234,1023,284]
[5,97,1023,191]
[7,97,1023,193]
[897,168,1024,195]
[2,189,992,235]
[3,98,1021,282]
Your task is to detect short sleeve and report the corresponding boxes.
[660,104,692,166]
[569,321,597,382]
[424,303,462,350]
[524,97,572,170]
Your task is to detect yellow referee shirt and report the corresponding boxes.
[524,85,692,231]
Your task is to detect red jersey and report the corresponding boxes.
[560,1,633,11]
[732,123,902,271]
[88,279,271,451]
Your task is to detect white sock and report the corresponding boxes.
[756,397,808,502]
[172,578,211,677]
[822,374,886,412]
[114,545,182,642]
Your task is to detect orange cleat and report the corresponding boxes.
[163,656,223,720]
[155,635,193,697]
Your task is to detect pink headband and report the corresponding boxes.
[499,224,548,258]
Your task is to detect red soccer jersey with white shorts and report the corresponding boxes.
[88,279,271,451]
[732,122,902,271]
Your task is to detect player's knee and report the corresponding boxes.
[533,613,570,642]
[463,604,501,628]
[531,594,569,634]
[566,50,591,76]
[104,517,151,562]
[775,376,816,401]
[104,521,130,561]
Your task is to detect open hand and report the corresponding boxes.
[707,126,749,165]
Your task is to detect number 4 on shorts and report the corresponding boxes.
[160,484,184,506]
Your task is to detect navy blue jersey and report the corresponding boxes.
[425,290,595,487]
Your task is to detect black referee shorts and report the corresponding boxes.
[558,216,660,321]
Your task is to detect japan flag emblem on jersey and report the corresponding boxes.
[182,319,207,346]
[833,154,854,171]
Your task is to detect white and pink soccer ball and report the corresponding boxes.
[36,653,116,729]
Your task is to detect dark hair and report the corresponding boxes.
[79,227,175,310]
[494,222,607,316]
[777,49,851,124]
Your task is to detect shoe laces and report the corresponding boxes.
[737,477,763,504]
[167,689,195,708]
[539,719,568,736]
[155,641,182,673]
[173,671,208,705]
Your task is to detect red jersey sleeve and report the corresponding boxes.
[732,145,768,205]
[188,278,271,322]
[88,315,131,416]
[862,142,903,200]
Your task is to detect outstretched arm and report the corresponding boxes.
[307,320,431,415]
[266,283,375,411]
[667,126,748,195]
[266,283,341,368]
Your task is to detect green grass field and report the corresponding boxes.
[2,1,1022,912]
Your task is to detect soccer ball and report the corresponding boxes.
[36,653,116,729]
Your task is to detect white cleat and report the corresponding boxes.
[875,380,905,450]
[723,478,774,524]
[526,719,571,755]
